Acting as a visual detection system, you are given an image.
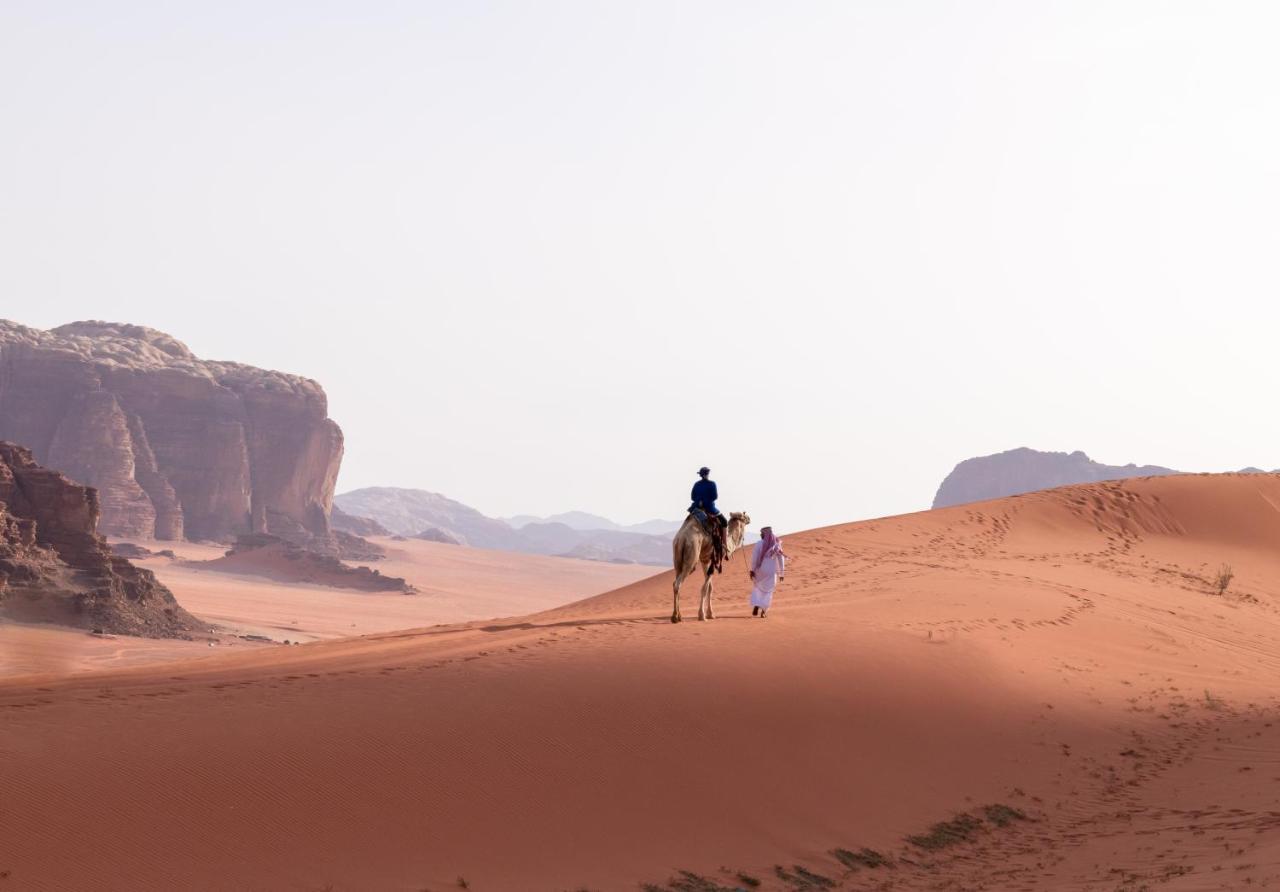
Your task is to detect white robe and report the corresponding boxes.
[749,540,785,610]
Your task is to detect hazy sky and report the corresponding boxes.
[3,2,1279,533]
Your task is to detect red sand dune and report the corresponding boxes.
[6,474,1280,890]
[154,537,657,639]
[0,539,653,677]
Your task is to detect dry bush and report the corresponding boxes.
[1213,563,1235,596]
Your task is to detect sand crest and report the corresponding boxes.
[5,474,1280,889]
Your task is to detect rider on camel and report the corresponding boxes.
[690,466,728,557]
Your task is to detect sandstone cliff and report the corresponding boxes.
[0,441,197,636]
[0,320,343,543]
[932,448,1182,508]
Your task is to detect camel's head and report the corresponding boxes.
[726,511,750,548]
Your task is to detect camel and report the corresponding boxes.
[671,511,750,623]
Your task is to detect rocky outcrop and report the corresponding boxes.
[192,534,413,593]
[330,504,390,537]
[932,448,1182,509]
[0,442,197,636]
[413,527,462,545]
[110,542,176,560]
[0,320,343,543]
[331,531,386,562]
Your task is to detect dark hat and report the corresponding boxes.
[698,466,711,476]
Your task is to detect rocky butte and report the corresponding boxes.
[932,447,1181,509]
[0,441,196,636]
[0,320,343,544]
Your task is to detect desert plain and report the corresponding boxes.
[5,473,1280,890]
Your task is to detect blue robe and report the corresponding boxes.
[690,478,719,515]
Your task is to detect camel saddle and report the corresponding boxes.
[687,507,727,574]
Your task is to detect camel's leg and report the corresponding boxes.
[706,569,716,620]
[698,568,714,621]
[671,538,685,623]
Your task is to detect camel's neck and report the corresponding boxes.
[725,523,746,555]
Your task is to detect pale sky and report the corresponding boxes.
[3,2,1278,534]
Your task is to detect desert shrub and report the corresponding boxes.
[1214,563,1234,595]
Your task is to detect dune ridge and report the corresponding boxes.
[6,473,1280,889]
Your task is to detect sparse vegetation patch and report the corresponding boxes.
[832,847,891,869]
[774,864,835,889]
[1213,563,1234,596]
[905,802,1033,852]
[907,812,984,850]
[641,870,741,892]
[982,803,1028,827]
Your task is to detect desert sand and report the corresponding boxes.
[5,474,1280,890]
[0,539,653,677]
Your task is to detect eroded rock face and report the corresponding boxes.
[0,441,197,637]
[0,320,343,543]
[932,448,1181,509]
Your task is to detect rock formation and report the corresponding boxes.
[330,504,390,537]
[932,448,1182,509]
[0,320,343,543]
[330,531,386,562]
[193,534,413,593]
[413,527,462,545]
[0,441,197,636]
[110,542,175,560]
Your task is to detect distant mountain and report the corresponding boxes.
[335,488,674,566]
[623,518,685,535]
[932,448,1182,508]
[546,511,621,531]
[334,488,524,550]
[514,522,672,565]
[559,532,674,565]
[502,514,543,529]
[503,511,681,536]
